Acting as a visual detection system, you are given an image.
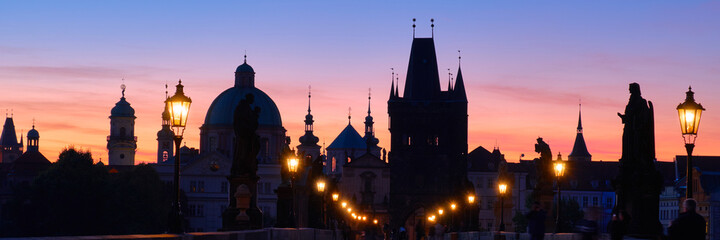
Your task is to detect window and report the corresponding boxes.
[257,182,263,194]
[487,178,494,189]
[582,196,588,207]
[487,199,494,210]
[189,204,196,217]
[221,181,228,193]
[606,198,613,208]
[197,205,204,217]
[265,182,271,194]
[190,181,197,192]
[120,127,127,137]
[477,177,484,188]
[593,197,598,206]
[487,222,493,229]
[199,181,205,193]
[162,151,168,162]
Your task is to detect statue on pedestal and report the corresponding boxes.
[222,94,263,230]
[613,83,663,237]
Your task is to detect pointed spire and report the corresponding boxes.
[454,52,467,100]
[569,103,591,161]
[308,85,312,114]
[390,68,396,98]
[367,88,372,116]
[395,76,399,97]
[447,69,453,92]
[577,103,583,133]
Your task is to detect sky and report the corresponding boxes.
[0,1,719,164]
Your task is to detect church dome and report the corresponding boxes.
[111,97,135,117]
[204,87,282,127]
[236,62,254,73]
[27,127,39,139]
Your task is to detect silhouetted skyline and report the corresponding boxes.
[0,1,719,163]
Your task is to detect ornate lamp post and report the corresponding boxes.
[467,194,476,231]
[287,157,300,227]
[450,202,457,232]
[498,183,508,232]
[553,161,566,233]
[677,86,705,199]
[316,178,327,228]
[166,80,192,234]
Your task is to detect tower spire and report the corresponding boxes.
[453,52,467,100]
[390,68,395,98]
[569,103,591,161]
[308,85,312,114]
[367,88,372,115]
[577,102,583,133]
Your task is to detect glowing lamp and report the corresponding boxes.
[677,86,705,144]
[499,183,508,195]
[554,161,565,177]
[166,80,192,137]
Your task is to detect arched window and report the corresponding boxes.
[120,127,127,137]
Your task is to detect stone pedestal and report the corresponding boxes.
[274,183,294,227]
[222,175,263,230]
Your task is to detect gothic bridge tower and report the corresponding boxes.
[388,20,469,229]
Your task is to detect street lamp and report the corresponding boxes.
[677,86,705,199]
[287,157,300,227]
[553,161,565,233]
[166,79,191,234]
[332,193,339,202]
[498,183,508,232]
[467,194,476,231]
[316,178,327,228]
[341,201,347,208]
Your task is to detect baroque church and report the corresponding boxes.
[151,57,287,231]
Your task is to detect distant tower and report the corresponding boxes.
[26,122,39,152]
[297,86,321,160]
[568,104,592,161]
[107,84,137,165]
[157,102,174,163]
[0,115,24,163]
[363,89,380,155]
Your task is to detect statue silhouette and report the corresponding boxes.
[231,94,261,176]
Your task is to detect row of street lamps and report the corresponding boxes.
[161,81,702,234]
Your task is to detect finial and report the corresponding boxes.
[431,18,434,38]
[10,109,13,118]
[178,79,182,85]
[348,107,352,124]
[32,117,35,129]
[307,85,312,114]
[120,82,126,98]
[244,50,247,63]
[412,18,416,37]
[165,80,169,99]
[458,50,462,65]
[5,109,7,118]
[367,88,372,115]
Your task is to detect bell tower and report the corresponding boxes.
[107,84,137,165]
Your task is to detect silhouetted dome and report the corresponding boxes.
[204,87,282,127]
[111,97,135,117]
[236,62,254,73]
[27,128,39,139]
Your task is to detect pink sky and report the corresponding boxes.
[1,1,719,164]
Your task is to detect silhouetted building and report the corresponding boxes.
[326,116,370,176]
[0,116,23,163]
[387,31,468,231]
[568,105,591,162]
[107,87,137,165]
[157,102,174,163]
[339,151,390,228]
[297,90,320,160]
